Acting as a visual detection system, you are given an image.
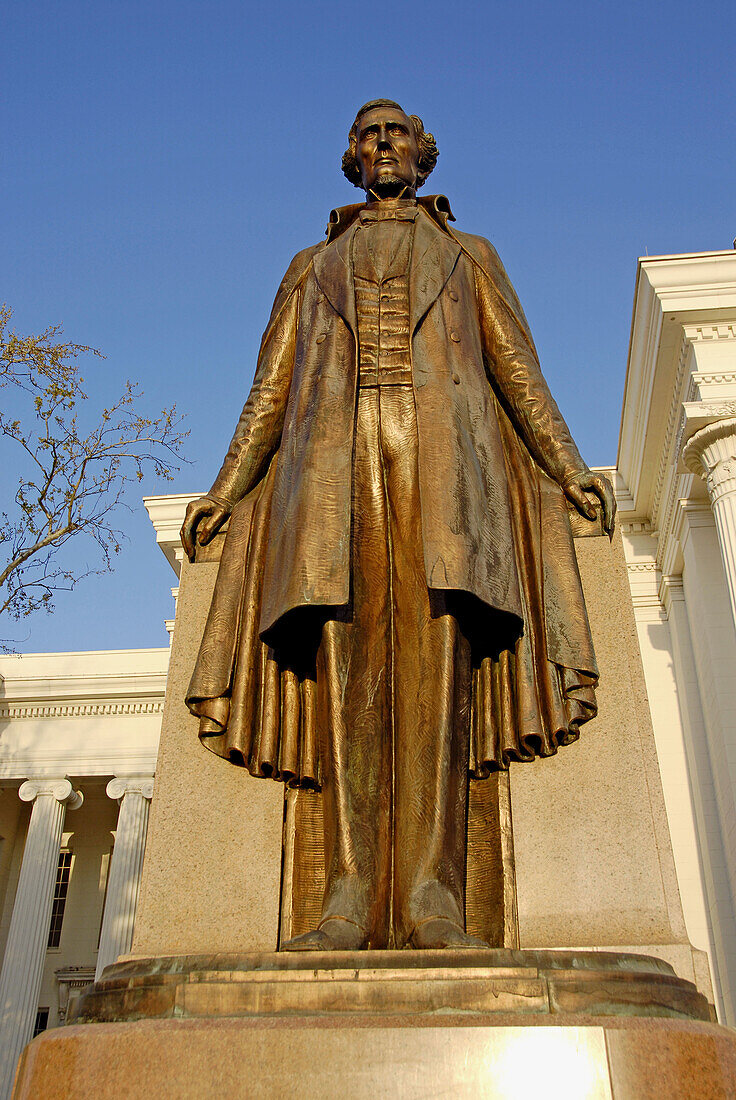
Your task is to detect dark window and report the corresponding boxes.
[33,1008,49,1037]
[47,849,72,949]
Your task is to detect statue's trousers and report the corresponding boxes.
[317,384,472,948]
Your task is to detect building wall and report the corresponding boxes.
[632,614,711,955]
[615,249,736,1022]
[0,647,167,1042]
[680,515,736,1019]
[0,795,28,965]
[621,510,736,1023]
[0,780,147,1028]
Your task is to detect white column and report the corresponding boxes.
[661,574,731,1022]
[684,418,736,631]
[0,778,82,1100]
[675,498,736,1023]
[95,776,154,979]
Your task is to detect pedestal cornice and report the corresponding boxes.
[73,949,713,1025]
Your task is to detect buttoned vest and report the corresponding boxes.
[352,213,414,387]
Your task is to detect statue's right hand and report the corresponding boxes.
[180,497,231,562]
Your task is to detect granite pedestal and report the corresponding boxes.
[13,950,736,1099]
[11,520,731,1096]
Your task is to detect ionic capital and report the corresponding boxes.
[683,418,736,504]
[106,775,154,803]
[18,777,83,810]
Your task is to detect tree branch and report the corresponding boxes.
[0,305,189,636]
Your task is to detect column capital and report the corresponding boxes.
[683,417,736,478]
[106,775,154,802]
[18,778,83,810]
[683,418,736,509]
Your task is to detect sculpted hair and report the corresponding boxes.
[342,99,439,189]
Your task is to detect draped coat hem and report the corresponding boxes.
[186,394,598,788]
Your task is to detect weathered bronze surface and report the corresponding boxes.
[281,774,519,948]
[69,950,711,1025]
[180,100,615,952]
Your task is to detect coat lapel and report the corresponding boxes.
[409,208,461,333]
[312,224,358,336]
[312,203,461,338]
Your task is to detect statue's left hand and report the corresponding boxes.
[563,470,616,536]
[180,496,231,562]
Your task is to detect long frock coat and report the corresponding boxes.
[186,195,599,787]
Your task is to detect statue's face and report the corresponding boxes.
[356,106,419,195]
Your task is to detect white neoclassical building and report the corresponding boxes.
[0,648,166,1094]
[612,247,736,1025]
[0,245,735,1094]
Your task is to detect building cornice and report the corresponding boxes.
[144,494,202,577]
[0,649,168,709]
[0,700,164,720]
[616,251,736,581]
[618,252,736,521]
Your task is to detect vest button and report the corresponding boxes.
[450,331,461,342]
[452,373,461,385]
[449,290,459,301]
[316,334,327,344]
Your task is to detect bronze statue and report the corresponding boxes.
[181,99,615,952]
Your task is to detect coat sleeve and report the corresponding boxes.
[207,246,318,509]
[464,233,589,488]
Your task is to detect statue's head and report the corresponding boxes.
[342,99,439,198]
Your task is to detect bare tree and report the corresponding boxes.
[0,304,187,643]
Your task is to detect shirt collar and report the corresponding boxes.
[325,195,455,242]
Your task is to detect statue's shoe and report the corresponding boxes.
[281,918,367,951]
[410,918,490,950]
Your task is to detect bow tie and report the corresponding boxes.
[359,206,417,224]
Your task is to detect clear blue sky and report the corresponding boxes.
[3,0,734,653]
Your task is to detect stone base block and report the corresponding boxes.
[14,1015,736,1099]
